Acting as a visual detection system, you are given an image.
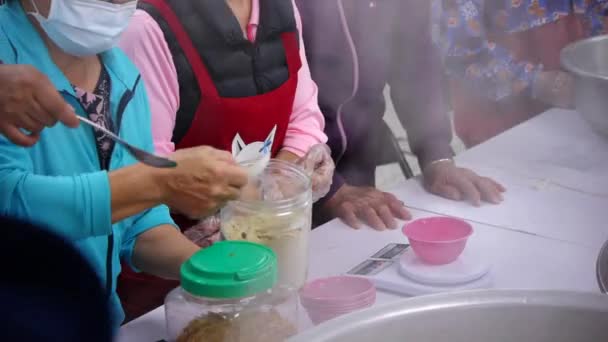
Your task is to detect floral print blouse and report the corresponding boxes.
[74,66,116,170]
[439,0,608,100]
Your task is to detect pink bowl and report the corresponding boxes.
[300,276,376,325]
[305,299,374,325]
[301,293,376,311]
[315,302,375,314]
[300,276,375,304]
[402,217,473,265]
[300,288,375,307]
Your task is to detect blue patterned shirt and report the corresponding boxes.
[439,0,608,100]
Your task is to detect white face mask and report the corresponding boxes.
[29,0,137,56]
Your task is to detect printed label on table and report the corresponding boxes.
[347,259,394,276]
[370,243,409,260]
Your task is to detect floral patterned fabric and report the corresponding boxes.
[439,0,608,100]
[73,66,116,170]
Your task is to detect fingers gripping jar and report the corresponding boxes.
[165,241,298,342]
[221,160,312,290]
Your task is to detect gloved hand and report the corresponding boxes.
[531,70,575,109]
[182,215,221,248]
[295,144,335,202]
[258,170,304,201]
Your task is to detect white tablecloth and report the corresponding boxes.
[391,109,608,249]
[116,210,599,342]
[117,109,606,341]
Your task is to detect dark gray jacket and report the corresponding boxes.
[296,0,453,199]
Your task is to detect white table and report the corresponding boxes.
[117,212,598,342]
[117,109,606,341]
[392,109,608,249]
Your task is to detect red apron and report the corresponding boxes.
[117,0,302,322]
[451,14,599,148]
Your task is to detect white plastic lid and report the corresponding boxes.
[398,248,491,286]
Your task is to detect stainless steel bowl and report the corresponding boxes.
[562,35,608,138]
[289,290,608,342]
[598,239,608,293]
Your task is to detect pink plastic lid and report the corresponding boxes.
[300,276,375,303]
[301,293,375,310]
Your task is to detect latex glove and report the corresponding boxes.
[531,70,575,109]
[258,171,301,201]
[0,64,79,146]
[324,184,411,230]
[182,215,221,248]
[295,144,335,202]
[423,160,506,206]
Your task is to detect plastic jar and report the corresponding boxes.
[165,241,298,342]
[221,159,312,290]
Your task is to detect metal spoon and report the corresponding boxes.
[77,116,177,168]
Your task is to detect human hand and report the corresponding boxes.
[159,146,248,219]
[423,160,506,206]
[183,215,221,248]
[531,70,575,109]
[324,184,411,230]
[0,64,79,146]
[295,144,334,202]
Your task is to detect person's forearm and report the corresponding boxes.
[109,163,165,223]
[390,0,453,171]
[131,225,199,279]
[0,141,116,240]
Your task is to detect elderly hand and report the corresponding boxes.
[423,160,505,206]
[183,215,221,248]
[159,146,249,219]
[295,144,335,202]
[0,64,79,146]
[324,184,411,230]
[531,70,575,109]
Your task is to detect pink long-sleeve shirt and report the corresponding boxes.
[119,0,326,157]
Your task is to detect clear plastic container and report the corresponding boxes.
[221,159,312,290]
[165,241,298,342]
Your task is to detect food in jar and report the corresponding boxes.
[222,210,310,289]
[177,309,297,342]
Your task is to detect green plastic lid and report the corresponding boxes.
[180,240,277,299]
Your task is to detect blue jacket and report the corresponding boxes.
[0,1,175,329]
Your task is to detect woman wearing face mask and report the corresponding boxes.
[116,0,335,320]
[0,0,249,331]
[440,0,608,147]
